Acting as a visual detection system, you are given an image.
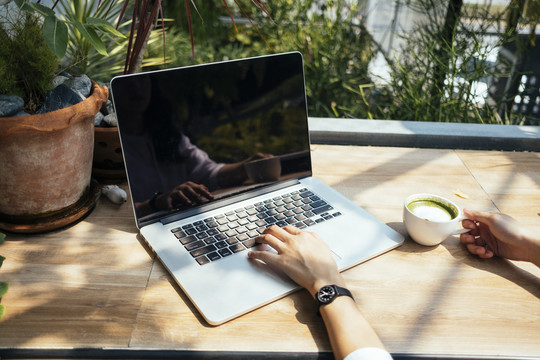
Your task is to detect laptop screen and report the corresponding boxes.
[111,52,311,226]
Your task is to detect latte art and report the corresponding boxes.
[407,199,457,222]
[412,205,453,221]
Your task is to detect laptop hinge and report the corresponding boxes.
[159,179,301,226]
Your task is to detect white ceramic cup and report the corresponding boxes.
[403,193,469,246]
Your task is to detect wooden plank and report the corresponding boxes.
[0,192,152,348]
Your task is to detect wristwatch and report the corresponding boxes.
[316,285,354,307]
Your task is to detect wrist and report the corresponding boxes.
[310,275,347,298]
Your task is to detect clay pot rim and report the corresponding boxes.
[0,81,108,138]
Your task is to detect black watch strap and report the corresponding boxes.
[316,285,354,308]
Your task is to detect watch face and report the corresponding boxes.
[317,285,336,304]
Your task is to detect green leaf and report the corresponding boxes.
[0,304,5,319]
[43,15,68,58]
[30,3,56,17]
[0,282,8,298]
[0,256,4,268]
[0,232,5,245]
[14,0,34,12]
[74,21,108,56]
[86,17,126,38]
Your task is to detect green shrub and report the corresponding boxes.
[0,12,59,113]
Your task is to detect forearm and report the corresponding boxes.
[525,233,540,268]
[319,296,386,360]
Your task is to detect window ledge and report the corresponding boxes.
[308,118,540,151]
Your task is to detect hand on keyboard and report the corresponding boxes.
[249,225,345,297]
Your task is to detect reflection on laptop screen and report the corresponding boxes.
[111,53,311,225]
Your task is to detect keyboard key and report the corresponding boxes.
[208,252,221,261]
[218,248,233,257]
[243,238,258,248]
[178,235,197,245]
[227,236,240,244]
[236,234,248,242]
[207,221,219,228]
[310,200,327,208]
[230,243,245,253]
[313,204,334,215]
[204,237,217,245]
[173,230,187,239]
[196,256,210,265]
[247,231,259,238]
[214,233,227,241]
[215,241,228,249]
[186,240,205,251]
[225,229,237,237]
[190,244,217,257]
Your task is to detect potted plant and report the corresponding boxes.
[0,4,110,233]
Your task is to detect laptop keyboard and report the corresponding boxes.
[170,188,342,265]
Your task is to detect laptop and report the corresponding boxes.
[110,52,404,325]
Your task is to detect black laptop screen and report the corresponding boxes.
[111,52,311,225]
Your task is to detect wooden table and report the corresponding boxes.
[1,145,539,359]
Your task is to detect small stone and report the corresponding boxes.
[0,94,24,117]
[101,100,115,115]
[94,111,104,126]
[52,75,69,89]
[36,84,83,114]
[103,113,118,127]
[64,74,92,99]
[58,71,74,79]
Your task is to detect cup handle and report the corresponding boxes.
[451,228,471,235]
[451,214,470,235]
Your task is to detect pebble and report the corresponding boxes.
[36,84,83,114]
[103,113,118,127]
[101,185,127,204]
[63,74,92,99]
[0,94,24,117]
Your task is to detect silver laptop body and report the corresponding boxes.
[111,52,404,325]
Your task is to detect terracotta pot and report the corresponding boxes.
[0,82,108,232]
[92,126,126,180]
